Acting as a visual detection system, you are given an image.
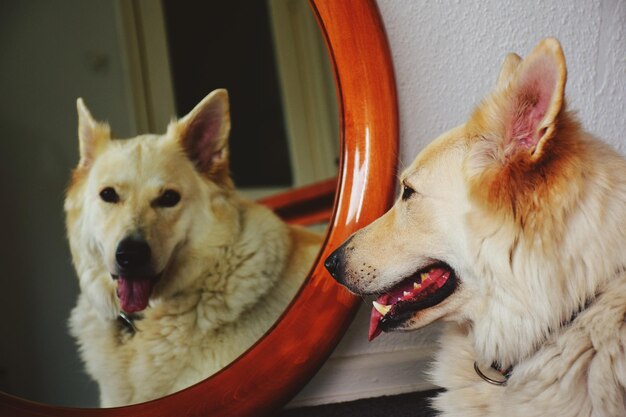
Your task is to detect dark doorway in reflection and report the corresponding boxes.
[163,0,293,188]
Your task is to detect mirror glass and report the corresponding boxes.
[0,0,337,407]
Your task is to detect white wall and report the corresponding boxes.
[291,0,625,406]
[381,0,625,167]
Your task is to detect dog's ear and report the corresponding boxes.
[500,38,567,161]
[172,89,231,179]
[496,53,522,90]
[76,98,110,168]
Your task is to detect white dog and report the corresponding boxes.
[325,39,626,416]
[66,89,321,406]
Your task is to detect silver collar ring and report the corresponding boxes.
[474,361,508,386]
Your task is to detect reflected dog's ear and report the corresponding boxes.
[76,98,111,169]
[169,89,231,183]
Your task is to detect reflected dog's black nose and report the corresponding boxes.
[115,237,151,275]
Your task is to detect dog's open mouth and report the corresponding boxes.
[368,264,457,340]
[112,274,159,313]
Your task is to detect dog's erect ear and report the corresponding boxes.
[76,98,111,168]
[172,89,231,178]
[496,53,522,90]
[502,38,567,161]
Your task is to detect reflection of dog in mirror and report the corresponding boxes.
[65,89,322,406]
[325,39,626,416]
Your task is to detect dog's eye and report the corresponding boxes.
[100,187,119,204]
[154,189,181,208]
[401,184,416,201]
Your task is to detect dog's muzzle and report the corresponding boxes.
[113,236,159,314]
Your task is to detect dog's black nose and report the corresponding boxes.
[115,237,151,275]
[325,235,355,284]
[324,249,342,279]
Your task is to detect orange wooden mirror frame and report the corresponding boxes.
[0,0,398,415]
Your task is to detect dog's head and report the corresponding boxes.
[66,90,239,318]
[326,39,621,366]
[326,123,473,341]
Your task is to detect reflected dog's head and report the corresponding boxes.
[326,39,624,367]
[65,90,239,319]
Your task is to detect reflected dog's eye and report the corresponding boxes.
[154,189,181,208]
[100,187,119,204]
[401,184,416,201]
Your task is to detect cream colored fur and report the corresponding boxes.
[332,39,626,416]
[65,89,321,406]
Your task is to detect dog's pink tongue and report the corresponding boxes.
[369,294,390,341]
[117,277,153,313]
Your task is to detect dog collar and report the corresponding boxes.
[118,311,140,335]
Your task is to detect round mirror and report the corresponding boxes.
[0,0,398,415]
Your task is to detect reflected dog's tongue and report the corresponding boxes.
[117,276,153,313]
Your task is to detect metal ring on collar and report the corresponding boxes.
[474,361,508,386]
[118,311,138,334]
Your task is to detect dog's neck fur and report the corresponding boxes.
[474,289,599,383]
[432,273,626,415]
[466,130,626,369]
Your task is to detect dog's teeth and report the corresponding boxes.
[413,282,421,289]
[403,291,412,297]
[372,301,391,316]
[420,272,429,282]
